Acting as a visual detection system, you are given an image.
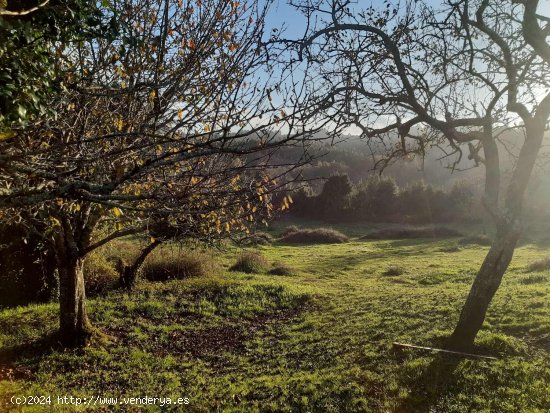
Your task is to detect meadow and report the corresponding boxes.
[0,221,549,412]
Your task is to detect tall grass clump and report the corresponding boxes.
[280,227,348,244]
[268,261,295,276]
[84,251,119,295]
[229,252,269,273]
[142,249,219,281]
[525,257,550,273]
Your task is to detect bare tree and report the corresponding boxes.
[282,0,550,350]
[0,0,325,346]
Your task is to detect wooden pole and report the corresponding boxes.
[392,342,498,360]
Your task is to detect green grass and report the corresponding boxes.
[1,223,549,412]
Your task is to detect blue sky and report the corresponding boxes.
[266,0,550,38]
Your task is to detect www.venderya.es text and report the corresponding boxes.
[10,395,190,407]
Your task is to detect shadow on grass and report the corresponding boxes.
[395,354,462,413]
[0,332,62,380]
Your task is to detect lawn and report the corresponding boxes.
[0,223,549,412]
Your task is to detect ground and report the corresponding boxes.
[0,221,549,412]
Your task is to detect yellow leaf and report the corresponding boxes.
[112,207,123,217]
[0,130,15,141]
[150,236,156,244]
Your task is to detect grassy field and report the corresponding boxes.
[0,221,549,412]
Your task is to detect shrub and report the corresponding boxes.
[268,262,295,276]
[525,257,550,273]
[281,225,300,237]
[362,226,461,240]
[84,251,119,295]
[143,249,219,281]
[458,234,492,246]
[519,274,548,285]
[280,227,349,244]
[351,175,397,220]
[438,245,461,253]
[383,265,405,276]
[239,231,274,246]
[229,252,269,273]
[316,174,353,221]
[0,223,57,307]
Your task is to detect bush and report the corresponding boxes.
[280,227,349,244]
[438,245,461,253]
[229,252,269,273]
[362,226,461,240]
[351,175,397,220]
[239,231,274,246]
[143,249,219,281]
[525,257,550,273]
[458,234,492,246]
[281,225,300,237]
[383,265,405,276]
[0,223,57,307]
[84,251,119,296]
[519,274,548,285]
[268,262,295,276]
[316,174,353,221]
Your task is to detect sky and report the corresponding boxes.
[266,0,550,38]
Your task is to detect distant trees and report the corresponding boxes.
[290,174,476,223]
[351,175,398,221]
[283,0,550,349]
[0,0,319,346]
[316,174,353,220]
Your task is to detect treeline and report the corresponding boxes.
[290,175,477,223]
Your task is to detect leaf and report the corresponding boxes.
[17,105,27,119]
[150,236,156,244]
[115,116,123,131]
[0,129,15,141]
[112,207,123,217]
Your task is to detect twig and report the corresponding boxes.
[0,0,50,16]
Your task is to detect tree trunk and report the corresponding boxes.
[58,254,93,347]
[448,220,521,351]
[120,240,162,290]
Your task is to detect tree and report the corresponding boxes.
[283,0,550,349]
[0,0,106,135]
[351,175,397,220]
[316,174,353,220]
[0,0,322,346]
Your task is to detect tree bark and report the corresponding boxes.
[447,222,521,350]
[120,240,162,290]
[448,118,545,351]
[58,254,93,347]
